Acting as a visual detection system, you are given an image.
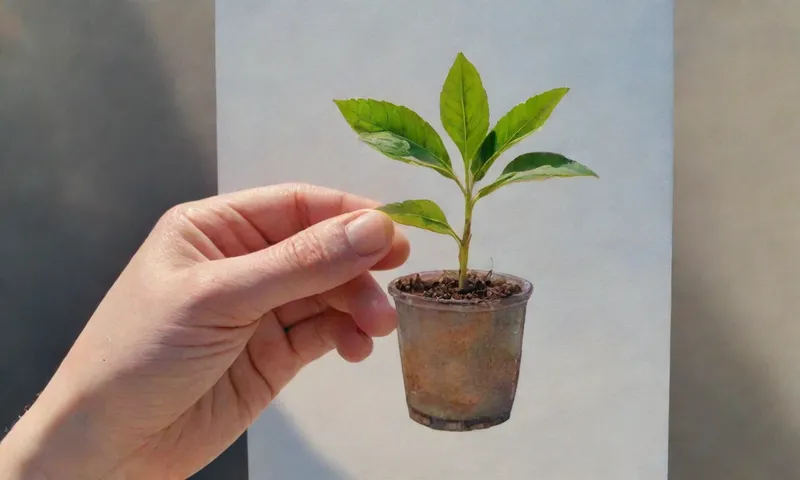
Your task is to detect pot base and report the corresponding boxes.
[408,406,510,432]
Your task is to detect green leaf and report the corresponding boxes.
[475,152,598,200]
[376,199,460,241]
[439,52,489,171]
[334,98,454,179]
[471,87,570,181]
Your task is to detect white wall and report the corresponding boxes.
[217,1,672,478]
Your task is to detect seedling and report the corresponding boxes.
[333,53,598,431]
[334,53,597,291]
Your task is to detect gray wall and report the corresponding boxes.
[218,1,672,478]
[670,1,800,479]
[0,1,246,478]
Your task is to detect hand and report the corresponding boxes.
[0,183,410,479]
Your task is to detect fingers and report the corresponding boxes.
[243,309,372,403]
[272,273,397,337]
[288,310,373,364]
[370,233,410,271]
[323,273,397,337]
[179,182,410,270]
[206,209,397,316]
[209,183,400,244]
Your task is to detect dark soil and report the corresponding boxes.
[394,271,522,302]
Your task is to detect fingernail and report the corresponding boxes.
[345,211,392,257]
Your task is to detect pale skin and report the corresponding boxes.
[0,183,411,479]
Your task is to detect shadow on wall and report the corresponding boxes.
[0,0,215,428]
[0,2,348,478]
[249,404,346,480]
[0,0,244,478]
[669,281,800,479]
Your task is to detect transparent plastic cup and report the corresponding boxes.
[388,270,534,431]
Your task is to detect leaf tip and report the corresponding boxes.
[452,51,477,69]
[581,163,599,178]
[332,98,352,110]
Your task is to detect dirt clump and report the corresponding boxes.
[394,271,521,302]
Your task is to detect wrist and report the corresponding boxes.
[0,421,50,480]
[0,393,125,480]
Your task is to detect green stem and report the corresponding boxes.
[458,188,474,290]
[453,176,469,198]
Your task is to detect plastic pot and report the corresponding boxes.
[388,270,533,432]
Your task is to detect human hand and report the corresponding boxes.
[0,183,410,479]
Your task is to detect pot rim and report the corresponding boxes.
[387,269,533,310]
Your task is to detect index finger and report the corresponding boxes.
[211,182,410,270]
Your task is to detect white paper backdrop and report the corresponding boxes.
[217,0,672,478]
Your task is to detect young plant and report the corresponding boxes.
[334,53,597,290]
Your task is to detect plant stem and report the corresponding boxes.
[458,189,474,290]
[454,177,469,198]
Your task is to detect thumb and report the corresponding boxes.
[206,209,395,314]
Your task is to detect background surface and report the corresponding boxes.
[3,1,798,478]
[0,1,247,478]
[217,1,673,478]
[671,1,800,478]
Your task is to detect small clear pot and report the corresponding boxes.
[388,270,533,432]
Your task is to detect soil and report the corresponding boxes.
[394,270,522,302]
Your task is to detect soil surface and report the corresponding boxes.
[394,271,522,302]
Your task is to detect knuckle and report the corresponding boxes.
[289,181,328,195]
[280,230,335,271]
[156,202,211,239]
[309,320,334,358]
[275,182,317,203]
[158,203,191,229]
[291,185,313,229]
[284,181,316,193]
